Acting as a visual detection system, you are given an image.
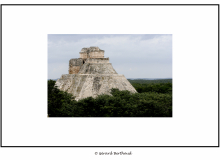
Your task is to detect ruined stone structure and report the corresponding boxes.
[55,47,137,100]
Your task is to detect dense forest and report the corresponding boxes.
[128,78,172,84]
[48,79,172,117]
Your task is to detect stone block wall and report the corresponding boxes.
[69,66,81,74]
[89,51,104,58]
[78,63,117,74]
[79,47,105,59]
[69,58,83,74]
[85,58,109,63]
[69,58,83,66]
[80,52,88,59]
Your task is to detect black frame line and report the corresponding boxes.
[1,4,219,5]
[1,4,219,148]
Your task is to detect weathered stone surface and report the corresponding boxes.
[69,58,83,66]
[55,46,137,101]
[85,58,109,63]
[56,74,136,100]
[78,63,117,74]
[68,58,83,74]
[69,66,81,74]
[79,46,104,58]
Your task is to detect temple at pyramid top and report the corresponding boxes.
[69,46,109,74]
[79,46,105,59]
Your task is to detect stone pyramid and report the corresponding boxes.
[55,46,137,100]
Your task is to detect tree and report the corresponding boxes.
[48,80,75,117]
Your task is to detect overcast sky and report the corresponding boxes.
[48,34,172,79]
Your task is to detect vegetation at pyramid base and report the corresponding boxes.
[48,80,172,117]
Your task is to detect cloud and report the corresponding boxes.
[48,34,172,79]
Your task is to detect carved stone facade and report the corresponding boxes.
[79,47,104,59]
[56,46,137,100]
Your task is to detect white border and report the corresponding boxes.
[2,5,218,147]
